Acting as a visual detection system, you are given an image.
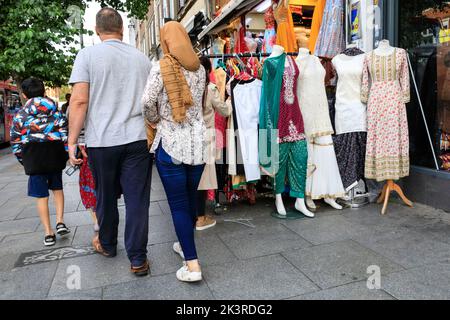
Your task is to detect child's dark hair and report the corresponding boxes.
[200,56,212,84]
[21,77,45,98]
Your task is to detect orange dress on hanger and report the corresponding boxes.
[274,2,298,53]
[309,0,326,54]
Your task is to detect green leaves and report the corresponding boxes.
[0,0,149,87]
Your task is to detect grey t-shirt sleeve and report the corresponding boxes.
[69,49,90,84]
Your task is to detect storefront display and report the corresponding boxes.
[194,0,450,212]
[361,41,411,182]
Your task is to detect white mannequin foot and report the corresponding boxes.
[306,196,316,210]
[324,198,343,210]
[275,194,287,216]
[295,198,315,218]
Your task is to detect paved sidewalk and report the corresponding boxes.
[0,151,449,300]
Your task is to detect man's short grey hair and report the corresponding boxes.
[96,7,123,34]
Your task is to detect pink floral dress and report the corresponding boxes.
[361,48,411,181]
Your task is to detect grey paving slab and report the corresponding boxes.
[218,223,312,259]
[149,201,164,216]
[0,248,22,273]
[148,214,177,245]
[282,214,371,245]
[203,254,319,300]
[353,227,450,269]
[157,200,171,215]
[35,211,94,232]
[342,203,439,232]
[147,242,182,276]
[71,225,97,247]
[410,220,450,245]
[46,288,103,300]
[48,249,136,297]
[0,217,40,238]
[282,240,404,290]
[0,202,24,222]
[103,273,214,300]
[382,261,450,300]
[290,281,395,300]
[0,230,75,253]
[195,233,238,265]
[0,261,59,299]
[150,189,168,202]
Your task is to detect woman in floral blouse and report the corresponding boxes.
[142,22,206,283]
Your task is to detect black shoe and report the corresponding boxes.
[56,223,70,236]
[44,234,56,246]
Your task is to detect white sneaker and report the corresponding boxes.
[176,263,202,282]
[173,242,185,260]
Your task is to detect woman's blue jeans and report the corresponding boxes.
[155,144,205,261]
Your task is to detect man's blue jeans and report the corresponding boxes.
[155,144,204,261]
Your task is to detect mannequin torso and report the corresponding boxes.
[374,39,395,56]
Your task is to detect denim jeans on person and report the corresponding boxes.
[88,140,152,267]
[155,143,205,261]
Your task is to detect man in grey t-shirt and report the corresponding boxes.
[68,7,152,276]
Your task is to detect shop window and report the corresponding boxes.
[399,0,450,172]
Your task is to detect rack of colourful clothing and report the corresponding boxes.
[202,52,288,212]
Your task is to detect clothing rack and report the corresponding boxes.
[203,52,300,59]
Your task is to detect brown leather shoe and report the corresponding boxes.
[130,260,150,277]
[92,235,115,258]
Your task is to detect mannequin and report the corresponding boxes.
[273,0,298,53]
[363,39,413,214]
[264,45,314,218]
[374,39,395,56]
[296,47,345,210]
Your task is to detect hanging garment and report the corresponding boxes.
[309,0,326,54]
[231,78,262,182]
[333,132,367,190]
[332,53,367,135]
[296,53,344,199]
[278,56,306,143]
[306,135,346,199]
[361,48,410,181]
[275,56,308,198]
[263,6,277,54]
[212,38,226,68]
[296,53,334,138]
[274,3,298,53]
[198,83,232,191]
[314,0,345,59]
[259,53,286,174]
[275,140,308,198]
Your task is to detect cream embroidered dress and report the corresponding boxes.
[296,53,345,199]
[361,48,410,181]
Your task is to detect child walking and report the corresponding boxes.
[10,78,70,246]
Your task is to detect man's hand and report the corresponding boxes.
[69,144,83,166]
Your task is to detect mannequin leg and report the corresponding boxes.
[295,198,315,218]
[306,196,316,210]
[324,197,343,210]
[274,142,289,215]
[275,194,287,215]
[288,141,314,217]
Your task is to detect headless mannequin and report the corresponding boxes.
[296,47,343,211]
[269,45,314,218]
[373,40,413,214]
[374,39,395,56]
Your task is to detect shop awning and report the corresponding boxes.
[197,0,263,40]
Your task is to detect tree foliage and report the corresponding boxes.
[0,0,149,88]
